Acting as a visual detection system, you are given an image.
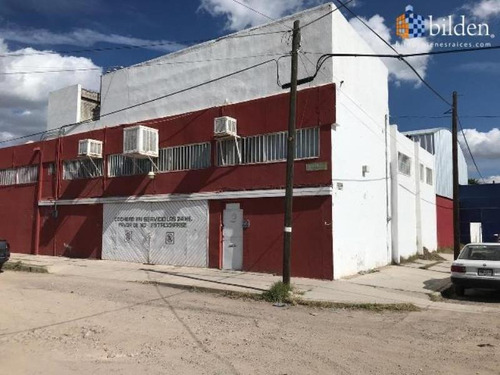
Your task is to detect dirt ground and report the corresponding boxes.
[0,271,499,375]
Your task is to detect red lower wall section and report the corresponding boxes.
[436,195,453,248]
[39,205,103,258]
[0,185,36,254]
[209,196,333,280]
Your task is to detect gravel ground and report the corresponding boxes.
[0,271,499,375]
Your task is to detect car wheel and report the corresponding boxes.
[455,285,465,297]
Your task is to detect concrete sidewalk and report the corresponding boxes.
[6,252,499,313]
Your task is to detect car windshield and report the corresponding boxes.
[0,241,7,250]
[459,245,500,261]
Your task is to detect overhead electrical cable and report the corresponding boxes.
[0,57,281,145]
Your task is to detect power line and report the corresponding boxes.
[300,0,356,29]
[229,0,283,25]
[457,116,485,183]
[332,0,452,107]
[0,57,281,145]
[0,30,286,59]
[0,52,290,75]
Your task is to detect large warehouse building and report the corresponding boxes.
[0,4,448,279]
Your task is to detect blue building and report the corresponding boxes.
[460,184,500,243]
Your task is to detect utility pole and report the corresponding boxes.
[283,20,300,285]
[452,91,461,260]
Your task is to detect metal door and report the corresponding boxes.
[470,222,483,243]
[102,202,151,263]
[102,200,208,267]
[222,203,243,270]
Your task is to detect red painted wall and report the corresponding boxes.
[39,205,103,258]
[436,195,453,248]
[0,85,335,270]
[0,184,36,254]
[209,196,333,280]
[0,84,335,202]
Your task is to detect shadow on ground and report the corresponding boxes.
[441,286,500,304]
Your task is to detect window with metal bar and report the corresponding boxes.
[63,159,103,180]
[108,142,211,177]
[217,127,320,166]
[0,165,38,186]
[158,143,211,172]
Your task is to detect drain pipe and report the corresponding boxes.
[33,146,43,255]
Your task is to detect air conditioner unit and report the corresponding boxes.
[78,139,103,158]
[214,116,237,138]
[123,125,159,158]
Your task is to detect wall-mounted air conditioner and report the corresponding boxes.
[123,125,159,158]
[78,139,103,158]
[214,116,237,138]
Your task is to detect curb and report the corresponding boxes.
[142,280,420,312]
[2,261,49,274]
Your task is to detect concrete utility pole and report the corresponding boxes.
[283,20,300,285]
[452,91,461,260]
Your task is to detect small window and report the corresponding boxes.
[63,159,103,180]
[0,165,38,186]
[158,143,211,172]
[398,152,411,176]
[17,165,38,184]
[217,127,319,166]
[419,163,424,182]
[108,154,152,177]
[108,142,211,177]
[426,167,433,185]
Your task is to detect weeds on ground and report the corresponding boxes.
[262,281,294,303]
[2,261,48,273]
[400,248,445,264]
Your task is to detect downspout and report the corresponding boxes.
[414,141,423,255]
[33,147,43,255]
[384,115,391,263]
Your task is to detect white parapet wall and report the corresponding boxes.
[55,4,336,136]
[330,10,390,279]
[47,84,82,131]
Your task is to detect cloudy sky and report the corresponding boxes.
[0,0,499,180]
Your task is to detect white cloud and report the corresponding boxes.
[484,175,500,183]
[348,15,433,85]
[458,128,500,159]
[199,0,305,31]
[464,0,500,20]
[0,28,184,53]
[0,38,102,142]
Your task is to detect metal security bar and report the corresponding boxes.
[158,143,211,172]
[63,159,103,180]
[108,154,152,177]
[0,165,38,186]
[108,142,211,177]
[17,165,38,184]
[0,168,17,186]
[217,127,320,166]
[398,152,412,176]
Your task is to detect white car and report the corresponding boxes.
[451,243,500,296]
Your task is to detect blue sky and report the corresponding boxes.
[0,0,499,180]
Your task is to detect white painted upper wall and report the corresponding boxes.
[47,84,81,131]
[56,4,335,136]
[329,10,390,278]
